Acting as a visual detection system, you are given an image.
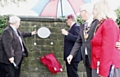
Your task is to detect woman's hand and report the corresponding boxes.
[116,41,120,50]
[99,75,104,77]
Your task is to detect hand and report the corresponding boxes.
[9,57,14,63]
[116,41,120,50]
[61,29,68,35]
[67,55,73,64]
[31,31,37,35]
[64,61,66,64]
[99,75,104,77]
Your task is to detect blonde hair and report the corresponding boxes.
[94,0,117,21]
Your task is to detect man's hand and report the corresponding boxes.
[116,41,120,50]
[9,57,14,63]
[99,75,104,77]
[67,55,73,64]
[31,31,37,35]
[61,29,68,35]
[64,61,66,64]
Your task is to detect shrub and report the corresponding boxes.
[0,15,8,35]
[115,8,120,27]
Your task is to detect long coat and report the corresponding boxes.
[0,26,32,65]
[64,23,82,62]
[70,19,98,65]
[91,19,120,77]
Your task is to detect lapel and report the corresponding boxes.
[87,19,99,40]
[80,19,99,41]
[17,30,22,37]
[17,30,25,44]
[80,24,85,41]
[9,26,17,38]
[9,26,21,43]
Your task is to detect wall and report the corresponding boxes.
[19,17,87,77]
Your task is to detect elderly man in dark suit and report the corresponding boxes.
[61,14,82,77]
[67,3,98,77]
[0,16,36,77]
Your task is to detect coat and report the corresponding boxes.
[64,23,82,62]
[40,53,63,74]
[70,19,99,65]
[0,26,32,65]
[91,18,120,77]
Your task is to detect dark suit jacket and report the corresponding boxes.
[64,23,82,62]
[70,19,99,65]
[0,26,32,65]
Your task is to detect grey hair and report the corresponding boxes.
[9,16,21,24]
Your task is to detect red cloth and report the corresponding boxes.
[40,53,63,74]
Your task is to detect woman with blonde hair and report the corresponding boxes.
[91,0,120,77]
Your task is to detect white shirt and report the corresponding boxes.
[84,16,93,55]
[86,16,93,27]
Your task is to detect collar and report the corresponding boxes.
[98,19,105,24]
[10,25,17,33]
[86,15,93,27]
[70,22,75,28]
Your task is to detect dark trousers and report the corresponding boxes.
[0,58,23,77]
[66,61,79,77]
[85,55,92,77]
[0,62,5,77]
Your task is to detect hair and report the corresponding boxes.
[9,16,21,24]
[93,0,117,21]
[80,3,93,14]
[66,14,77,22]
[71,15,77,22]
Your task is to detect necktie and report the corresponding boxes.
[84,22,89,55]
[16,31,24,52]
[84,22,89,40]
[85,22,88,30]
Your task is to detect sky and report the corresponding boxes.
[92,0,120,10]
[0,0,39,16]
[0,0,119,16]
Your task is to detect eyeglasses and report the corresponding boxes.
[80,10,85,12]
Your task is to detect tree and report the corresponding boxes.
[116,7,120,27]
[0,15,8,35]
[0,0,28,7]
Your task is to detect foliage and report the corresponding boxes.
[115,8,120,27]
[77,16,84,25]
[0,15,8,35]
[0,0,28,7]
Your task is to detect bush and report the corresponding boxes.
[115,8,120,27]
[77,16,84,25]
[0,15,8,35]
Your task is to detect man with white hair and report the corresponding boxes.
[0,16,36,77]
[67,3,98,77]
